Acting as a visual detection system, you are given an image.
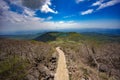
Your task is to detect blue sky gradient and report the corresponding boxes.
[0,0,120,34]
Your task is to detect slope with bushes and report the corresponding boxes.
[35,32,120,80]
[0,39,58,80]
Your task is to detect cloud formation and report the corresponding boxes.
[22,0,42,9]
[0,0,57,24]
[76,0,84,4]
[41,3,58,14]
[22,0,57,14]
[97,0,120,10]
[0,0,58,34]
[46,16,53,20]
[92,1,102,6]
[81,9,93,15]
[0,0,43,23]
[81,0,120,15]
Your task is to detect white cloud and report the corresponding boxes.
[21,0,58,14]
[41,4,58,14]
[0,0,44,23]
[42,0,58,14]
[23,8,35,17]
[97,0,120,10]
[92,1,102,6]
[10,0,22,6]
[81,9,94,15]
[0,10,43,23]
[76,0,84,4]
[90,0,120,14]
[0,0,9,10]
[6,0,58,14]
[46,16,53,20]
[1,0,36,17]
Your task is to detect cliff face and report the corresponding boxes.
[0,39,58,80]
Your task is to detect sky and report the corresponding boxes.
[0,0,120,34]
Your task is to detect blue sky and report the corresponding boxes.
[0,0,120,34]
[35,0,120,21]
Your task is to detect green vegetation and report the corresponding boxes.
[99,72,108,80]
[0,39,56,80]
[35,32,120,46]
[0,55,30,80]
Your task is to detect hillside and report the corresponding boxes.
[0,39,58,80]
[34,32,120,80]
[34,32,120,43]
[0,32,120,80]
[34,32,69,42]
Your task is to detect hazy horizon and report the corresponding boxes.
[0,28,120,35]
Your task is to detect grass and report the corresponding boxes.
[99,72,108,80]
[46,32,120,48]
[80,67,90,76]
[0,55,30,80]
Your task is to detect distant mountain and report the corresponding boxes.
[59,28,120,35]
[34,32,120,43]
[0,33,43,40]
[34,32,69,42]
[1,28,120,35]
[1,28,120,41]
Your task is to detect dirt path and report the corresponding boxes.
[54,47,69,80]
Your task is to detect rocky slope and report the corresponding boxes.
[0,32,120,80]
[0,39,58,80]
[42,32,120,80]
[59,42,120,80]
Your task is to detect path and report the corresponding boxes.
[54,47,69,80]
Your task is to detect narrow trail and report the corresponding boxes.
[54,47,69,80]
